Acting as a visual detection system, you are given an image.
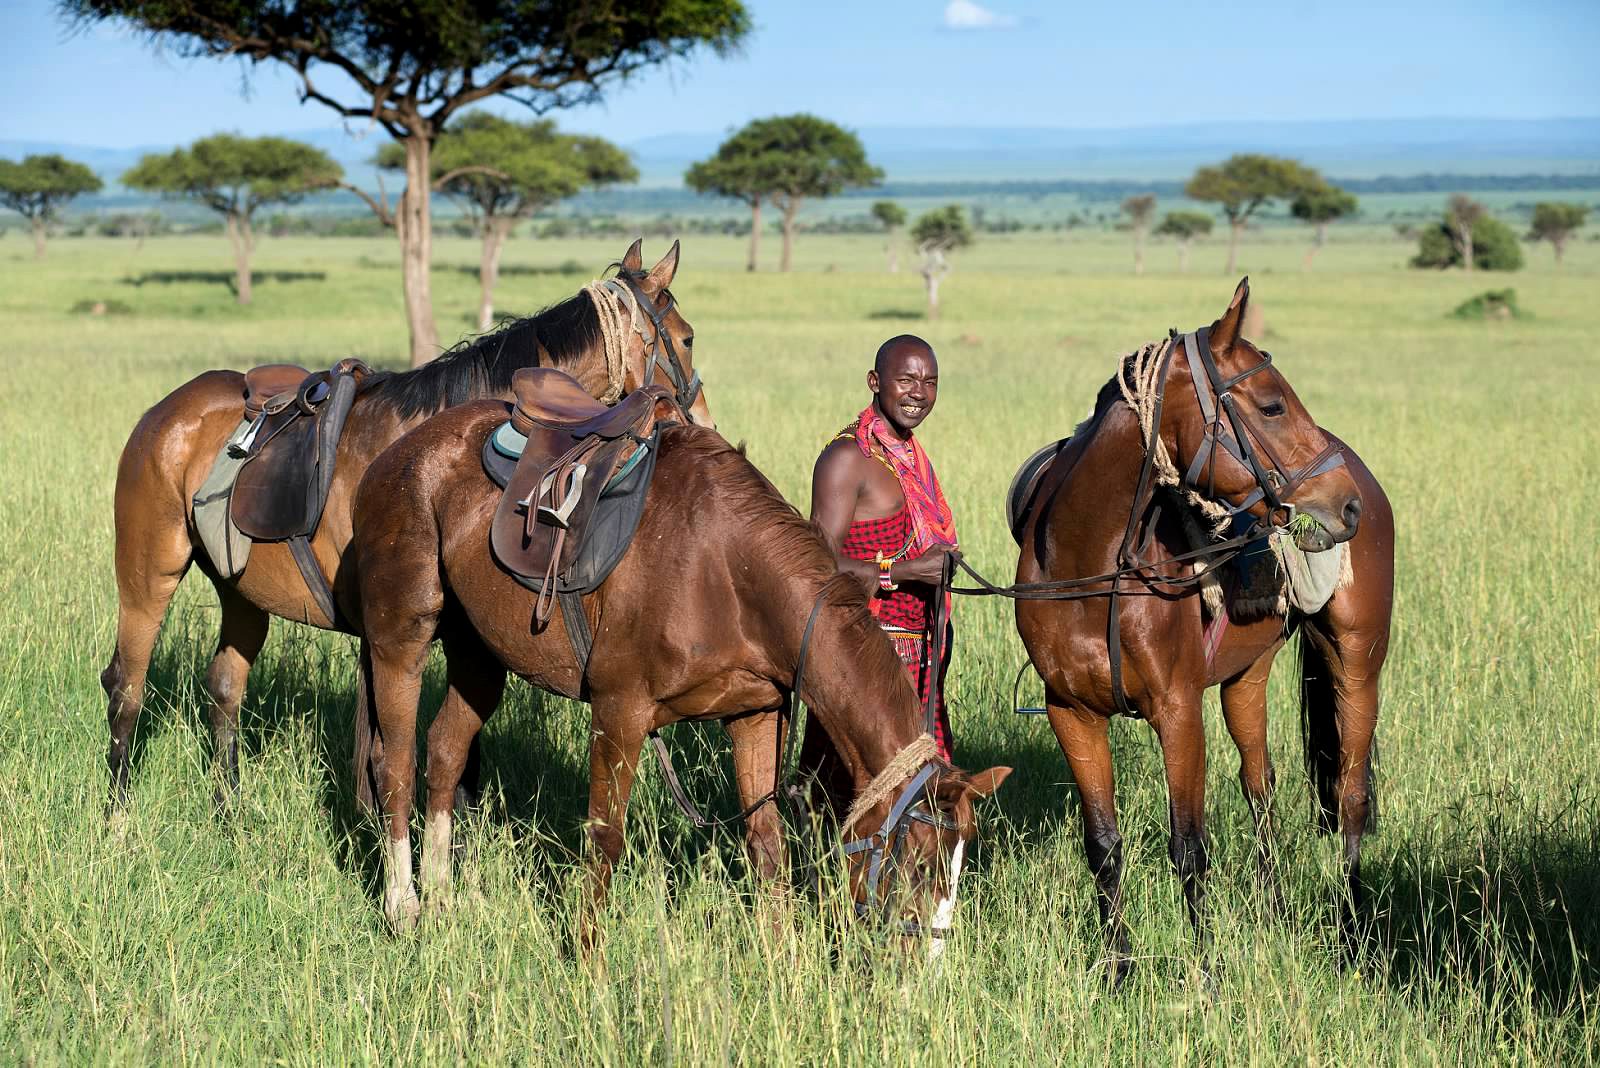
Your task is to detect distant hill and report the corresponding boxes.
[5,117,1597,195]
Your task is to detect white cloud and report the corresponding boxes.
[942,0,1021,30]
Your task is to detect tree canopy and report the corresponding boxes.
[1527,202,1587,263]
[123,134,342,218]
[872,201,907,230]
[911,204,974,253]
[1154,211,1214,240]
[0,153,102,257]
[1413,212,1524,271]
[1121,194,1157,226]
[1290,186,1359,225]
[1186,154,1326,223]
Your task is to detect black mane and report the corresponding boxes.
[363,264,647,419]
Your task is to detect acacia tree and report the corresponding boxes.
[1290,185,1358,270]
[1446,194,1486,273]
[123,135,341,304]
[910,204,973,319]
[63,0,749,366]
[686,114,881,272]
[1185,154,1324,274]
[0,153,102,258]
[1154,211,1213,273]
[1527,202,1587,266]
[872,200,907,273]
[1121,194,1156,275]
[380,114,636,330]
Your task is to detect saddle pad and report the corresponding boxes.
[482,424,662,596]
[491,421,528,460]
[1006,438,1070,545]
[192,418,254,577]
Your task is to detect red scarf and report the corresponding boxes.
[850,405,959,555]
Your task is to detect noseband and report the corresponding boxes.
[599,274,703,414]
[842,759,959,934]
[1176,328,1346,523]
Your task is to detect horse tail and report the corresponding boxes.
[1298,625,1349,833]
[352,639,380,818]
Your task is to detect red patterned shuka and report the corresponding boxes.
[835,410,958,761]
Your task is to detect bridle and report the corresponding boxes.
[599,273,703,415]
[1176,327,1345,524]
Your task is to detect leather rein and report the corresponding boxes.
[947,327,1347,716]
[613,274,703,415]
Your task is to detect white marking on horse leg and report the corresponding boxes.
[927,837,967,963]
[383,832,420,931]
[420,809,453,901]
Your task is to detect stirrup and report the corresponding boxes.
[525,463,587,529]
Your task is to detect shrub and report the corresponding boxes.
[1412,213,1524,270]
[1451,289,1528,321]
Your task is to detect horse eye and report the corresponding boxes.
[683,336,694,349]
[1259,400,1286,417]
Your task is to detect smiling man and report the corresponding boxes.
[808,334,959,760]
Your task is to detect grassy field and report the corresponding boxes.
[2,229,1597,1064]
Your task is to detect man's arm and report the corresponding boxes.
[810,441,948,590]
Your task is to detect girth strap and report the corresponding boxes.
[287,534,338,626]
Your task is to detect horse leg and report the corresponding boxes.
[579,709,649,953]
[202,581,269,813]
[1149,694,1211,950]
[723,710,787,886]
[1220,648,1285,916]
[368,633,433,932]
[1046,702,1131,986]
[103,509,192,814]
[419,629,505,906]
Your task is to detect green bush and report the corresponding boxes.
[1451,289,1529,321]
[1412,213,1524,270]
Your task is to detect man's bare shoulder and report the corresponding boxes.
[814,436,870,478]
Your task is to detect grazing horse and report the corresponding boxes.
[101,240,711,811]
[349,411,1011,938]
[1011,279,1381,980]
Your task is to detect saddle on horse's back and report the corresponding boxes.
[483,367,679,667]
[192,357,369,623]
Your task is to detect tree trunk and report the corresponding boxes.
[226,213,254,306]
[1225,217,1244,275]
[778,197,800,273]
[1178,239,1191,273]
[1303,221,1327,271]
[1133,225,1145,276]
[477,215,514,332]
[887,236,899,274]
[399,133,440,366]
[925,271,941,319]
[1554,236,1566,266]
[31,217,45,260]
[746,198,761,272]
[1461,227,1474,273]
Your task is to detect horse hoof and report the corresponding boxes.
[385,890,421,933]
[1102,955,1134,991]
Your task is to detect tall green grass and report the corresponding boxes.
[1,233,1596,1063]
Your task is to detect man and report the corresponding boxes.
[808,334,959,762]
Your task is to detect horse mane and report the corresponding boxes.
[363,263,650,419]
[1072,347,1146,440]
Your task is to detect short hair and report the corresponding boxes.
[873,334,935,377]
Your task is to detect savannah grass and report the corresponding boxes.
[1,229,1597,1064]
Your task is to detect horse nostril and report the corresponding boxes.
[1342,496,1363,527]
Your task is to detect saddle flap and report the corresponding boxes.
[491,430,635,580]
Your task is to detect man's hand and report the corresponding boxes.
[894,546,953,586]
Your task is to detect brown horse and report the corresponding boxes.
[101,240,712,811]
[348,409,1010,937]
[1011,279,1384,980]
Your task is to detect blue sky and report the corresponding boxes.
[2,0,1596,148]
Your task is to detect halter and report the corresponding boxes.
[1177,328,1346,524]
[596,274,703,414]
[842,760,959,932]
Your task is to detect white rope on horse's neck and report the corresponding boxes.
[583,278,651,405]
[844,733,941,834]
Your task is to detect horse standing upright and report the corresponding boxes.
[347,393,1011,938]
[101,241,710,812]
[1009,279,1385,980]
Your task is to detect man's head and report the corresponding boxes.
[869,335,939,437]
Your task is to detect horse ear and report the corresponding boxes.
[642,239,680,293]
[963,766,1012,799]
[1208,276,1250,357]
[621,238,643,274]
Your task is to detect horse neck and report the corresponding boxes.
[779,583,925,789]
[1044,405,1150,569]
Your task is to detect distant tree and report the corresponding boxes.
[0,154,102,258]
[1527,202,1588,266]
[872,200,907,273]
[910,204,973,319]
[1153,211,1213,273]
[1121,194,1157,275]
[1412,211,1523,272]
[1185,154,1325,274]
[686,114,880,272]
[123,134,341,305]
[1444,194,1487,273]
[63,0,749,364]
[380,115,636,330]
[1290,185,1358,270]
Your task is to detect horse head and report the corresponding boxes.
[1166,278,1362,549]
[605,238,715,430]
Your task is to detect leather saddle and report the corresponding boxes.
[484,367,680,664]
[1006,437,1070,545]
[227,357,370,620]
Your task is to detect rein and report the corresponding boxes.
[591,274,703,415]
